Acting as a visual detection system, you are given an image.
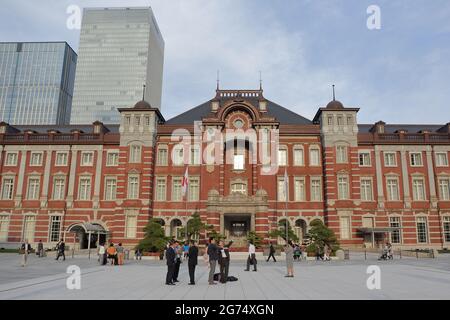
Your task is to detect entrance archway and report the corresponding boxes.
[67,223,108,249]
[170,219,183,239]
[294,219,308,244]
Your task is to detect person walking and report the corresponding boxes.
[20,240,31,267]
[37,240,44,258]
[207,237,219,285]
[172,241,182,283]
[285,241,294,277]
[135,248,142,260]
[245,241,257,271]
[116,243,124,265]
[187,240,198,285]
[55,239,66,261]
[218,240,233,283]
[165,241,176,285]
[98,243,107,265]
[267,242,277,262]
[323,244,331,261]
[106,243,117,265]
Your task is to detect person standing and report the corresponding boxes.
[183,241,190,261]
[245,241,257,271]
[106,243,117,265]
[207,237,219,285]
[285,241,294,277]
[323,244,331,261]
[116,243,124,265]
[20,240,31,267]
[218,240,233,283]
[187,240,198,285]
[165,241,176,285]
[98,243,107,265]
[172,241,182,283]
[266,242,277,262]
[55,239,66,261]
[37,240,44,258]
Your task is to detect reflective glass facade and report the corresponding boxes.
[0,42,77,125]
[70,7,165,124]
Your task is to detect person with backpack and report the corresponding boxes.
[106,243,117,265]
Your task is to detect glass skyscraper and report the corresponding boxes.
[70,7,165,124]
[0,42,77,125]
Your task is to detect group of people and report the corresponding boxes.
[378,242,394,260]
[98,242,125,265]
[19,239,66,267]
[165,240,199,285]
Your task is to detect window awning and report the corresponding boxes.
[358,227,401,234]
[68,222,108,234]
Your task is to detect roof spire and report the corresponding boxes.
[332,84,335,101]
[259,70,263,90]
[216,70,220,90]
[142,84,146,101]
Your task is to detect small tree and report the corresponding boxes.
[268,220,299,243]
[247,231,263,248]
[179,212,207,241]
[306,219,339,254]
[206,225,226,242]
[136,219,168,253]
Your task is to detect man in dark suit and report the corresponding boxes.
[187,240,198,285]
[267,242,277,262]
[55,239,65,261]
[172,241,181,283]
[218,240,233,283]
[165,241,176,285]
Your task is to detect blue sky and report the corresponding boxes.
[1,0,449,124]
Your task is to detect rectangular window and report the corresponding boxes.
[173,146,184,166]
[27,178,40,200]
[5,152,18,166]
[189,178,200,201]
[389,217,402,244]
[156,148,168,166]
[337,116,343,126]
[231,183,247,195]
[81,152,94,166]
[1,178,14,200]
[386,178,400,201]
[359,152,371,166]
[30,152,43,166]
[339,216,351,239]
[436,152,449,167]
[439,178,450,201]
[416,217,428,243]
[412,178,426,201]
[293,148,304,166]
[0,215,10,241]
[294,178,305,201]
[277,177,288,201]
[443,216,450,243]
[49,216,61,242]
[278,148,287,166]
[52,178,65,200]
[336,146,347,163]
[310,178,322,201]
[106,152,119,166]
[191,147,200,165]
[309,148,320,166]
[129,145,141,163]
[155,178,166,201]
[127,176,139,199]
[384,152,397,167]
[327,116,333,126]
[172,178,182,201]
[104,177,117,200]
[360,178,373,201]
[233,154,244,170]
[55,152,68,166]
[337,176,349,200]
[125,214,138,239]
[23,216,36,242]
[410,152,423,166]
[78,177,91,200]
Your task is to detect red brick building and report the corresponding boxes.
[1,88,450,250]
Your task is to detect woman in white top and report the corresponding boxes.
[98,244,106,265]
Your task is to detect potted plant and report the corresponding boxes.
[136,218,168,259]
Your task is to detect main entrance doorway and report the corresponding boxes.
[224,215,251,247]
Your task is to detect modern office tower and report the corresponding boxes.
[70,7,165,124]
[0,42,77,125]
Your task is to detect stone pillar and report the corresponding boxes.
[14,149,27,207]
[426,148,438,208]
[40,149,52,207]
[66,149,78,207]
[374,147,384,208]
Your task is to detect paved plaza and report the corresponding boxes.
[0,252,449,300]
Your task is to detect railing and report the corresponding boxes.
[217,90,262,99]
[359,132,450,144]
[0,133,106,144]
